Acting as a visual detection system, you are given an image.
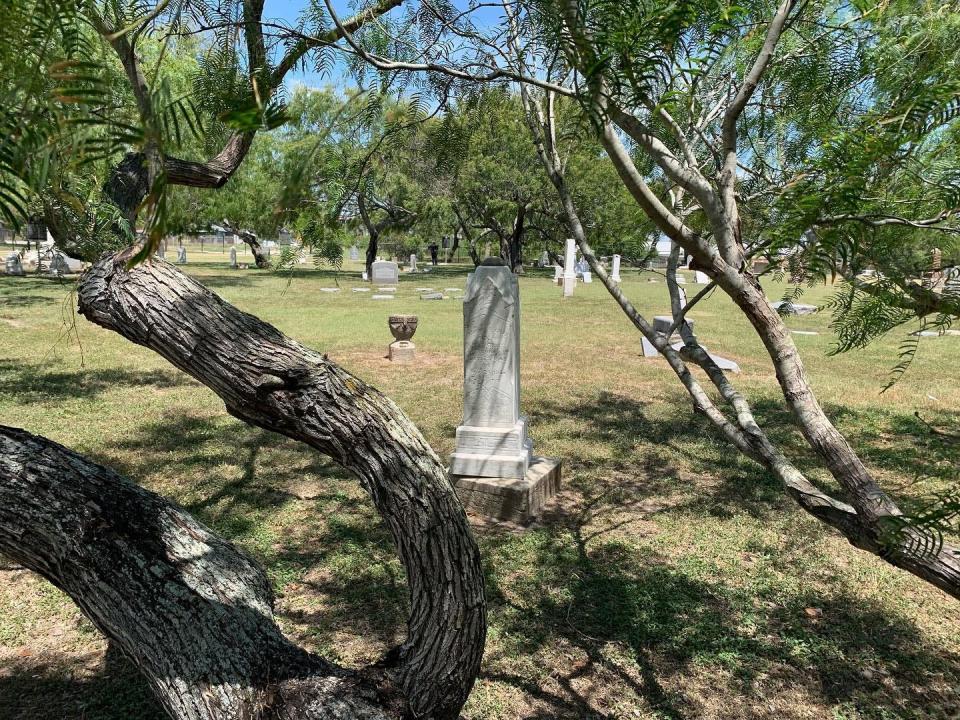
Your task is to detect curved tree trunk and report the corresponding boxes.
[238,229,271,269]
[0,425,395,720]
[0,250,489,719]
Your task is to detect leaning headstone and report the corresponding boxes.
[5,252,24,276]
[562,239,576,297]
[177,246,187,264]
[229,246,238,268]
[409,254,417,272]
[449,259,561,523]
[611,254,622,283]
[641,315,740,372]
[371,260,399,285]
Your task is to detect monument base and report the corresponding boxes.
[563,274,576,296]
[452,457,561,524]
[389,340,415,363]
[448,420,532,479]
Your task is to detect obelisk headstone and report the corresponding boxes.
[563,238,576,297]
[450,258,560,523]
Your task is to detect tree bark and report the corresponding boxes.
[0,425,399,720]
[238,229,271,269]
[29,249,489,719]
[358,193,379,278]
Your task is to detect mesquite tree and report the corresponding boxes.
[0,1,487,717]
[0,250,486,718]
[302,0,960,597]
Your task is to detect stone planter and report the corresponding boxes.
[388,315,418,342]
[388,315,418,363]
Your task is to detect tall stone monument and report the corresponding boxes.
[562,238,576,297]
[611,254,622,283]
[450,258,561,523]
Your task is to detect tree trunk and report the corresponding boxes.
[507,203,526,274]
[5,249,490,719]
[0,425,399,720]
[238,229,270,269]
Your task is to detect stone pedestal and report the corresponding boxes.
[453,457,562,524]
[389,340,415,363]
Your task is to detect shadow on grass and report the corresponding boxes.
[0,358,193,405]
[2,386,958,719]
[0,642,165,720]
[479,516,960,718]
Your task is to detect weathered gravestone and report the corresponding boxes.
[371,260,399,284]
[5,252,24,276]
[611,254,622,283]
[48,252,70,276]
[409,254,417,272]
[229,246,238,268]
[449,259,561,523]
[349,245,360,261]
[177,246,187,264]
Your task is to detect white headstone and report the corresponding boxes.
[611,254,622,283]
[450,260,532,479]
[229,246,238,268]
[409,254,417,272]
[349,245,360,261]
[177,246,187,264]
[563,238,576,297]
[5,252,24,276]
[582,271,592,283]
[371,260,399,284]
[362,271,369,281]
[694,270,710,284]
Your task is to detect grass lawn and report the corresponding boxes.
[1,248,959,719]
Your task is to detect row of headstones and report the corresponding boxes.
[5,250,78,276]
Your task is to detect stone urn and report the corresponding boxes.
[388,315,418,342]
[388,315,418,364]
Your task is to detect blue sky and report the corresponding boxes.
[262,0,504,92]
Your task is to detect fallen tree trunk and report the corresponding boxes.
[2,248,489,719]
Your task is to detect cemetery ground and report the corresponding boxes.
[1,251,959,720]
